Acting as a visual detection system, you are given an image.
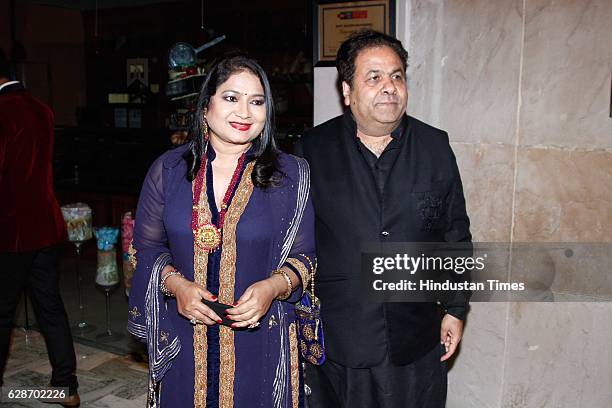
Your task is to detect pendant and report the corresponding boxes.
[194,223,222,252]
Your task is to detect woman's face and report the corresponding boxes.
[205,70,266,148]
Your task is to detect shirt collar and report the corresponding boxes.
[343,109,407,140]
[0,81,21,93]
[391,115,407,140]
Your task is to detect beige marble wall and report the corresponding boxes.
[513,148,612,242]
[452,143,516,242]
[399,0,612,407]
[406,0,523,145]
[519,0,612,149]
[313,67,343,125]
[503,1,612,406]
[501,303,612,407]
[447,302,509,408]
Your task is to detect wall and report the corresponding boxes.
[313,67,342,126]
[11,2,86,126]
[313,0,612,406]
[400,0,612,407]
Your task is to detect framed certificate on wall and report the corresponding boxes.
[314,0,396,66]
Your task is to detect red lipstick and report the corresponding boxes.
[230,122,252,131]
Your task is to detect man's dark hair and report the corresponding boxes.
[0,49,13,79]
[336,29,408,86]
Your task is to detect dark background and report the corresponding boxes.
[1,0,314,227]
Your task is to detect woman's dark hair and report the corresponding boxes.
[336,29,408,86]
[184,55,279,188]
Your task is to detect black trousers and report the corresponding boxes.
[0,246,78,394]
[306,344,447,408]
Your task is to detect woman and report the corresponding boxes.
[128,55,315,408]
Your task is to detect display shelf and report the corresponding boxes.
[170,92,198,101]
[167,73,206,84]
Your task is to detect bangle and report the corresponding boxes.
[160,269,184,297]
[299,253,317,297]
[271,268,292,300]
[286,258,309,289]
[299,253,315,276]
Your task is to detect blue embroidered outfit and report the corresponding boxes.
[128,144,314,408]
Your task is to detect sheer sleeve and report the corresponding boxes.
[127,154,182,386]
[127,155,173,337]
[282,170,317,303]
[133,155,172,260]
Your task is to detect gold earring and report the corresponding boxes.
[202,108,209,141]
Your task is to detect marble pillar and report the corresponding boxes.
[399,0,612,406]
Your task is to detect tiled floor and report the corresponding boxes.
[2,330,148,407]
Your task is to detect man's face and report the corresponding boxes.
[342,46,408,136]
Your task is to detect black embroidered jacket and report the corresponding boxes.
[296,111,472,368]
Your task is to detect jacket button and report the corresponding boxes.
[381,231,390,237]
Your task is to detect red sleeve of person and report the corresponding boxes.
[0,53,67,253]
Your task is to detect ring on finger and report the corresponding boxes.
[189,316,198,325]
[247,321,260,329]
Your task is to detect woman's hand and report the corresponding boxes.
[165,274,222,325]
[226,275,287,329]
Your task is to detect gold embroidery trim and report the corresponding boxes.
[193,164,212,408]
[218,161,254,408]
[286,258,310,292]
[128,241,137,269]
[129,306,141,319]
[289,322,300,408]
[160,330,169,345]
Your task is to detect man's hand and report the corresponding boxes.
[440,313,464,361]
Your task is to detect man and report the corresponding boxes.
[0,50,80,406]
[297,30,471,407]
